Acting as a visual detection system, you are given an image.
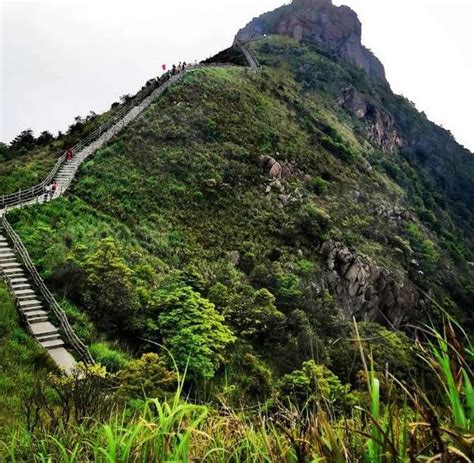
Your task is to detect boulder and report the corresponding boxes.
[320,240,419,327]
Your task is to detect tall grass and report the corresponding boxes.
[1,322,473,462]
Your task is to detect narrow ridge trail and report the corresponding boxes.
[0,44,260,373]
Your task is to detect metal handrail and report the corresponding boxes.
[1,215,94,364]
[0,58,254,210]
[0,76,162,209]
[0,55,258,365]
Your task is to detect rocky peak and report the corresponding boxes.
[235,0,387,83]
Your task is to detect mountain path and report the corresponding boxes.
[0,44,259,373]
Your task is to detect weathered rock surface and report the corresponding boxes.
[321,240,419,327]
[235,0,387,83]
[337,87,402,152]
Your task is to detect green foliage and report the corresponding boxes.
[0,283,52,437]
[329,322,416,385]
[308,175,329,195]
[211,284,285,343]
[89,342,129,373]
[118,353,177,400]
[405,221,440,266]
[277,360,355,410]
[150,286,236,380]
[320,134,359,162]
[83,238,139,334]
[272,263,303,300]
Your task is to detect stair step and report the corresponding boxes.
[30,321,58,337]
[40,339,64,349]
[14,284,33,290]
[36,332,61,342]
[12,283,31,290]
[28,316,49,323]
[17,295,37,302]
[0,252,14,258]
[0,262,20,268]
[22,305,43,313]
[10,277,28,283]
[18,299,42,307]
[14,289,35,295]
[4,268,24,275]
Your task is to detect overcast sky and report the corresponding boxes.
[1,0,473,152]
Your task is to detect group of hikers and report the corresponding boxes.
[42,59,193,204]
[157,61,192,85]
[43,148,73,201]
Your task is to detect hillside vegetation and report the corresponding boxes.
[1,36,473,461]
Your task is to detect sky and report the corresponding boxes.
[1,0,473,151]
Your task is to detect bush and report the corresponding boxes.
[118,353,176,400]
[308,175,329,195]
[90,342,129,373]
[277,360,355,411]
[298,204,332,242]
[320,135,358,162]
[151,286,236,380]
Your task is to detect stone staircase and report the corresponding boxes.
[0,44,260,373]
[0,232,76,373]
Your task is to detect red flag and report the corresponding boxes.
[162,64,167,71]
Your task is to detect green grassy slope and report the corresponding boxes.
[4,37,473,383]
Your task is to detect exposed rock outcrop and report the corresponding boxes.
[337,87,402,152]
[321,241,419,327]
[235,0,387,83]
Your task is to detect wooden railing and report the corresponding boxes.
[1,215,94,364]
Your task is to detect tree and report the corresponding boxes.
[118,353,176,400]
[36,130,55,145]
[83,238,138,334]
[152,286,235,380]
[277,360,354,411]
[0,142,9,162]
[233,352,273,402]
[9,129,36,156]
[328,322,415,386]
[211,285,285,344]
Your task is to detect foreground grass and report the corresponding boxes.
[2,322,472,462]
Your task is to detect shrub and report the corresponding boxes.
[298,204,332,242]
[83,238,139,334]
[308,175,329,195]
[118,353,176,400]
[277,360,355,411]
[152,286,236,380]
[90,342,129,373]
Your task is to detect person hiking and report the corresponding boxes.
[172,64,177,75]
[44,184,51,202]
[66,148,73,161]
[50,182,59,199]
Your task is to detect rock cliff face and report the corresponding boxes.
[235,0,387,83]
[321,241,419,327]
[337,87,402,152]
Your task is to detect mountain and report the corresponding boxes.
[1,1,474,459]
[235,0,387,82]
